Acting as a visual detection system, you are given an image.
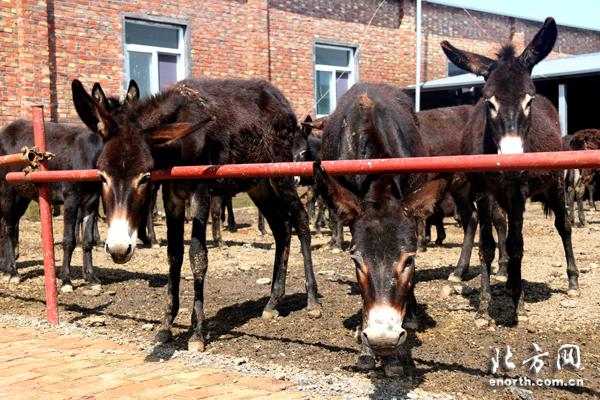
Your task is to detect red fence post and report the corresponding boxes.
[32,106,59,325]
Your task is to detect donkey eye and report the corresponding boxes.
[98,171,108,185]
[485,99,497,112]
[139,173,151,186]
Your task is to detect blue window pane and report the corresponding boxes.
[316,70,332,115]
[125,22,179,49]
[158,54,178,91]
[128,51,152,98]
[316,46,350,67]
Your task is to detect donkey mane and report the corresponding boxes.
[496,44,516,61]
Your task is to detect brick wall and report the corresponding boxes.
[1,0,599,127]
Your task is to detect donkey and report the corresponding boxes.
[72,78,320,352]
[442,17,579,325]
[315,82,448,376]
[564,129,600,226]
[417,105,509,278]
[0,82,137,289]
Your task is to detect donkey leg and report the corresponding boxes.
[547,183,579,296]
[475,194,496,323]
[81,196,101,286]
[210,196,223,247]
[156,184,185,344]
[188,188,211,352]
[226,196,236,232]
[575,179,587,226]
[257,210,267,235]
[492,203,509,279]
[249,183,291,319]
[273,177,321,317]
[59,195,79,290]
[12,197,31,262]
[504,189,526,324]
[449,187,477,282]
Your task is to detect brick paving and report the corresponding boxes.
[0,325,312,399]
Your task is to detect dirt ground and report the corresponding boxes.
[1,200,599,399]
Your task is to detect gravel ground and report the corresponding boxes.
[1,201,599,399]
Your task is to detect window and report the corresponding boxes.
[124,20,186,98]
[447,61,469,77]
[314,44,357,116]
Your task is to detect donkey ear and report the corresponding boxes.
[301,115,313,137]
[314,161,362,224]
[441,41,496,78]
[72,79,116,140]
[312,116,327,130]
[519,17,557,72]
[126,80,140,103]
[401,178,448,220]
[91,83,110,110]
[145,122,199,148]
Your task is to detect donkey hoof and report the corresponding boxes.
[447,273,463,283]
[567,289,580,297]
[262,309,279,320]
[188,339,205,352]
[155,329,173,344]
[8,275,21,285]
[60,284,74,294]
[306,306,322,319]
[356,354,375,371]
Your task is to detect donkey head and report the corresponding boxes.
[442,17,557,154]
[72,79,205,263]
[314,162,445,356]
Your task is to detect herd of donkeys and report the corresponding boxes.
[1,17,598,376]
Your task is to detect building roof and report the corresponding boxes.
[425,0,600,33]
[409,51,600,92]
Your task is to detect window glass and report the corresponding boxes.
[125,22,179,49]
[128,51,152,98]
[316,46,350,67]
[158,54,178,91]
[316,70,332,115]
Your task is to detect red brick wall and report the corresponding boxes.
[1,0,600,127]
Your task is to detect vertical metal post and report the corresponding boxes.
[558,83,568,136]
[32,106,59,325]
[415,0,422,112]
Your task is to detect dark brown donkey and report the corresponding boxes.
[564,129,600,226]
[0,82,136,289]
[442,17,579,325]
[72,78,320,352]
[417,105,509,279]
[315,82,447,377]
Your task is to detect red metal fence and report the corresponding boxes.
[5,106,600,324]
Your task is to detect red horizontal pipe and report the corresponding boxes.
[5,150,600,183]
[0,152,29,167]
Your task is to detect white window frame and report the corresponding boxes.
[314,43,357,117]
[124,20,186,96]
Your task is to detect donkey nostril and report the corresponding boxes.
[126,244,132,255]
[104,243,109,254]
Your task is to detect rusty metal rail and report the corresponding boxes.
[5,149,600,184]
